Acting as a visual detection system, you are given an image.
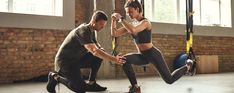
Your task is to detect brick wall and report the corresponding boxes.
[0,0,87,83]
[0,28,69,83]
[1,28,234,83]
[75,0,93,25]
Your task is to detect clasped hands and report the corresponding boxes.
[111,13,123,22]
[114,54,126,65]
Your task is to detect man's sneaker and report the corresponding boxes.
[85,82,107,92]
[46,72,58,93]
[186,59,196,76]
[128,85,141,93]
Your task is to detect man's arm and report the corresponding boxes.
[84,43,125,64]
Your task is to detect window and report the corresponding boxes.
[144,0,177,23]
[144,0,232,27]
[0,0,8,12]
[0,0,74,30]
[0,0,62,16]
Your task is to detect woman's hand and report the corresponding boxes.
[111,15,118,22]
[112,13,122,21]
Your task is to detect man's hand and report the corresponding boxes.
[114,54,126,65]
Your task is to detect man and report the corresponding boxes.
[46,10,125,93]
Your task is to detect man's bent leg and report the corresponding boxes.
[79,53,106,92]
[57,63,86,93]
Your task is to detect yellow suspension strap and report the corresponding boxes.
[186,0,195,59]
[186,11,194,55]
[111,36,118,56]
[109,0,118,67]
[186,0,196,75]
[173,0,196,75]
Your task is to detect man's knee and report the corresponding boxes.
[92,56,103,64]
[89,54,102,61]
[96,57,103,63]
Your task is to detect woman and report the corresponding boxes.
[111,0,195,93]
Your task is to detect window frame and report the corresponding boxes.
[143,0,234,37]
[0,0,74,30]
[144,0,231,28]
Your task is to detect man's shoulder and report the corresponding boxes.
[78,23,89,29]
[74,23,90,33]
[72,23,93,37]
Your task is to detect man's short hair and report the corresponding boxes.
[93,10,108,22]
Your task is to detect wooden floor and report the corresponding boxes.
[0,72,233,93]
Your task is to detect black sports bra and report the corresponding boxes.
[131,18,151,44]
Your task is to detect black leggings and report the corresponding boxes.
[56,53,102,93]
[122,47,187,86]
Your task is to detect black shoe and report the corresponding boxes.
[46,72,58,93]
[186,59,196,76]
[128,86,141,93]
[85,82,107,92]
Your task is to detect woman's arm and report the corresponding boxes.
[111,15,128,37]
[121,19,151,34]
[112,13,151,34]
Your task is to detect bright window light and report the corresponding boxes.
[0,0,63,16]
[144,0,232,27]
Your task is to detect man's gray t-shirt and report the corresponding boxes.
[55,23,97,63]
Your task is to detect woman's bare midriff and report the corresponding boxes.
[136,43,153,51]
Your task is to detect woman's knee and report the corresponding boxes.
[165,80,174,84]
[124,53,148,65]
[122,61,130,69]
[162,77,174,84]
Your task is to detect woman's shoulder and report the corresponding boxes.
[142,18,151,23]
[141,18,152,30]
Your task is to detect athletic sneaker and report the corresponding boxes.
[46,72,58,93]
[85,82,107,92]
[186,59,196,76]
[128,86,141,93]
